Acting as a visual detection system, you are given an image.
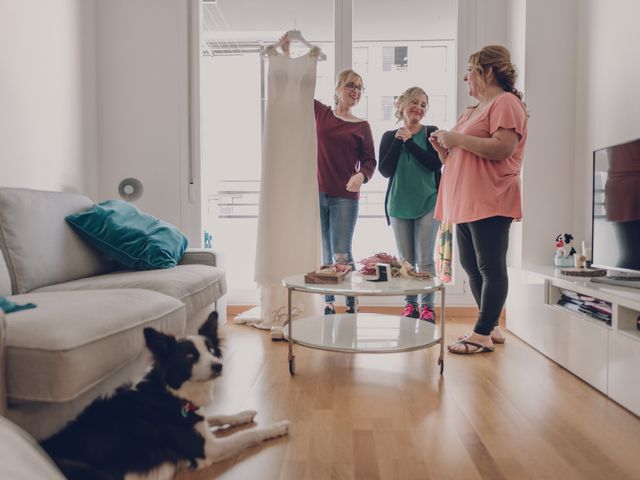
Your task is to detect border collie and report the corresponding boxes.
[41,312,289,480]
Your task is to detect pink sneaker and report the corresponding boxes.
[401,303,419,319]
[419,306,436,324]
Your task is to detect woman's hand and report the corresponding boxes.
[395,127,412,143]
[431,130,460,149]
[278,33,290,56]
[429,130,450,163]
[346,172,365,192]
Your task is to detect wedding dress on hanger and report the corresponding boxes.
[250,34,325,329]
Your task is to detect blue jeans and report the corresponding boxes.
[390,210,440,307]
[319,193,358,307]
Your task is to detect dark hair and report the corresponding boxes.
[468,45,523,101]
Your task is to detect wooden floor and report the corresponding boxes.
[178,314,640,480]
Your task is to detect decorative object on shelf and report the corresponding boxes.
[554,232,577,267]
[203,231,212,249]
[304,264,351,284]
[560,267,607,277]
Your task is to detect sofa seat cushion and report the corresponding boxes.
[4,290,185,403]
[35,264,226,318]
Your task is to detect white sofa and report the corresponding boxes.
[0,187,226,440]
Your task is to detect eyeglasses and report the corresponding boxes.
[344,82,364,92]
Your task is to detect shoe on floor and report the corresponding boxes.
[419,305,436,324]
[324,304,336,315]
[401,303,419,319]
[447,339,495,354]
[345,306,357,314]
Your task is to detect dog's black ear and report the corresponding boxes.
[198,311,221,356]
[144,328,177,360]
[198,311,219,340]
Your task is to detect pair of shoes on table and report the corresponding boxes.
[401,303,420,319]
[419,305,436,324]
[345,306,357,314]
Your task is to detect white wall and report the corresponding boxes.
[95,0,199,243]
[0,0,98,195]
[574,0,640,244]
[519,0,578,266]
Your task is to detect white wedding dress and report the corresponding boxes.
[251,46,322,327]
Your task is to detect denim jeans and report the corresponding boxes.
[390,210,440,307]
[319,193,358,307]
[456,216,512,335]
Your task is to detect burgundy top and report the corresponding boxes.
[314,100,377,200]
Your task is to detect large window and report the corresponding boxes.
[202,0,457,304]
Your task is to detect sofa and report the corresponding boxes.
[0,187,227,440]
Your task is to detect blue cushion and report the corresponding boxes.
[65,200,189,270]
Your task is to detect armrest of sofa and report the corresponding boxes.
[0,310,7,415]
[179,249,217,267]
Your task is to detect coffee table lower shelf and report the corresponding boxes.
[283,313,442,375]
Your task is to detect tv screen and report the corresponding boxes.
[592,137,640,277]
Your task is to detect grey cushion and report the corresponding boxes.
[5,290,185,402]
[0,253,11,297]
[0,416,65,479]
[35,264,227,318]
[0,188,114,294]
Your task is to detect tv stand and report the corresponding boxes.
[507,266,640,417]
[592,276,640,290]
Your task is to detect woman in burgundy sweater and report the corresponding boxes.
[314,70,377,314]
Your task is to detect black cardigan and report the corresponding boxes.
[378,125,442,225]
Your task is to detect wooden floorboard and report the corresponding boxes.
[177,314,640,480]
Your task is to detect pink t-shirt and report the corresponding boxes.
[434,92,528,224]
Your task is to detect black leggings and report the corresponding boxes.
[456,216,512,336]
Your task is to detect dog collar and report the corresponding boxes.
[180,400,198,418]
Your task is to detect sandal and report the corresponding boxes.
[448,340,495,354]
[457,332,505,344]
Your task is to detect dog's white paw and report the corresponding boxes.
[235,410,257,424]
[263,420,290,439]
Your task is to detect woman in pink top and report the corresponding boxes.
[429,45,528,354]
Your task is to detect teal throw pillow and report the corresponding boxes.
[66,200,189,270]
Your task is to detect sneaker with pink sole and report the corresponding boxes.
[401,303,420,319]
[419,305,436,324]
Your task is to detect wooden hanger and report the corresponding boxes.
[281,29,327,61]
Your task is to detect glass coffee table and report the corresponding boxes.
[282,273,446,375]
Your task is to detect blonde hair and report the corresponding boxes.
[468,45,524,101]
[394,87,429,123]
[334,69,363,107]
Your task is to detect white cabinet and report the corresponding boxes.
[608,331,640,415]
[507,266,640,416]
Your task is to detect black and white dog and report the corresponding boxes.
[41,312,289,480]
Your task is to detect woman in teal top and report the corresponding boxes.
[378,87,442,322]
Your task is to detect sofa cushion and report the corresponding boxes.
[66,200,189,270]
[0,416,65,479]
[4,290,185,402]
[0,188,115,294]
[34,264,226,319]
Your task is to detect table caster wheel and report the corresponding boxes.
[288,356,296,375]
[438,358,444,375]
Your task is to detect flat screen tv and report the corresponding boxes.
[591,137,640,288]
